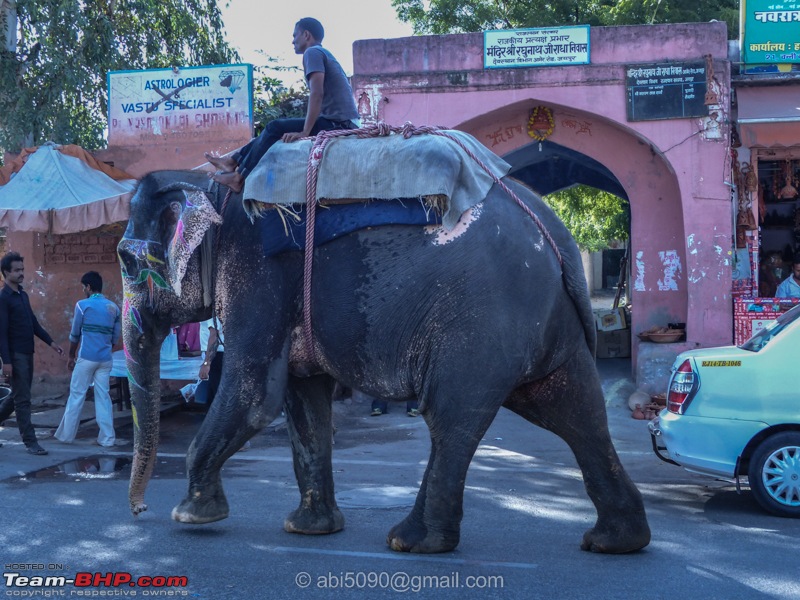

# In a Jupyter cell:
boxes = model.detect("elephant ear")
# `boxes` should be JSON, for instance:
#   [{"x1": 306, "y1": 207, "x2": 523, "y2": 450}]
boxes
[{"x1": 167, "y1": 190, "x2": 223, "y2": 296}]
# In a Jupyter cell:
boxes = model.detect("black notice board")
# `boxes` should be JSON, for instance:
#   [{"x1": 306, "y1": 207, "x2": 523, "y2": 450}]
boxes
[{"x1": 625, "y1": 62, "x2": 707, "y2": 122}]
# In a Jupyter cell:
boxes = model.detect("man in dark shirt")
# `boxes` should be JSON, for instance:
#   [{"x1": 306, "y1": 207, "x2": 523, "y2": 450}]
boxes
[{"x1": 0, "y1": 251, "x2": 63, "y2": 455}]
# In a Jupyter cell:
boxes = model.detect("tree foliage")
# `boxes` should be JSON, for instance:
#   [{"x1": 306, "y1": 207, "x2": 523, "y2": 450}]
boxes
[
  {"x1": 0, "y1": 0, "x2": 238, "y2": 152},
  {"x1": 251, "y1": 58, "x2": 306, "y2": 136},
  {"x1": 543, "y1": 185, "x2": 629, "y2": 252},
  {"x1": 391, "y1": 0, "x2": 739, "y2": 38}
]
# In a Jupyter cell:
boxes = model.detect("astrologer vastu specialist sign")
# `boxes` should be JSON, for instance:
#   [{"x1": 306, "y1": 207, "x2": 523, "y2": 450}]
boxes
[{"x1": 107, "y1": 63, "x2": 253, "y2": 147}]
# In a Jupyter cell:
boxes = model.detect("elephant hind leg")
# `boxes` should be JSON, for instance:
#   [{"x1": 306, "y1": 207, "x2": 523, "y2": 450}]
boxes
[
  {"x1": 504, "y1": 345, "x2": 650, "y2": 554},
  {"x1": 388, "y1": 383, "x2": 508, "y2": 553}
]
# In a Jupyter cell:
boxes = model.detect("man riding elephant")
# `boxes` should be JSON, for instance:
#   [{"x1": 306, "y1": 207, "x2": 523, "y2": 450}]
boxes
[{"x1": 205, "y1": 17, "x2": 358, "y2": 193}]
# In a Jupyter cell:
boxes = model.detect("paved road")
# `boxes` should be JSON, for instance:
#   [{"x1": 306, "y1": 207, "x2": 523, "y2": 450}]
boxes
[{"x1": 1, "y1": 360, "x2": 798, "y2": 599}]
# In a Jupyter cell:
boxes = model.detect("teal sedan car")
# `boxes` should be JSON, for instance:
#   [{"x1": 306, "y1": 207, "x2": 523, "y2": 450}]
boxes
[{"x1": 650, "y1": 304, "x2": 800, "y2": 518}]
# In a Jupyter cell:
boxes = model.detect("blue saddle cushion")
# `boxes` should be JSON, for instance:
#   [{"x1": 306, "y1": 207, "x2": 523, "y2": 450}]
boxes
[{"x1": 260, "y1": 199, "x2": 442, "y2": 257}]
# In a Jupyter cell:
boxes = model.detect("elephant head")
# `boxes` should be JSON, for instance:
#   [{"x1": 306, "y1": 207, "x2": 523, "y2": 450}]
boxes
[{"x1": 118, "y1": 171, "x2": 222, "y2": 516}]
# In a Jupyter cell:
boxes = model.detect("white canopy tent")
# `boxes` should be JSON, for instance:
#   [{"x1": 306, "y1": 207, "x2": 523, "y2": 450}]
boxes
[{"x1": 0, "y1": 144, "x2": 136, "y2": 234}]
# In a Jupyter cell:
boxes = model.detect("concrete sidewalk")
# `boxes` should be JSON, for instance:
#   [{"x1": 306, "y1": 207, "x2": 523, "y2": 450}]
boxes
[{"x1": 0, "y1": 389, "x2": 183, "y2": 459}]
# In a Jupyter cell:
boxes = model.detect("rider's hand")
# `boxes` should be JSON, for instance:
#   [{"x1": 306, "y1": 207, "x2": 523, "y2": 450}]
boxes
[{"x1": 281, "y1": 131, "x2": 308, "y2": 143}]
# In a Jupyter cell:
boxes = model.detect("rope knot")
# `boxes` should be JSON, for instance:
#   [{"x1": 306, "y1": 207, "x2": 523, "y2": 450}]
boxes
[
  {"x1": 375, "y1": 122, "x2": 393, "y2": 136},
  {"x1": 401, "y1": 122, "x2": 417, "y2": 138}
]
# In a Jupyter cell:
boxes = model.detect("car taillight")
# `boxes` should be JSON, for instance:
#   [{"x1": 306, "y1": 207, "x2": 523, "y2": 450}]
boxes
[{"x1": 668, "y1": 359, "x2": 696, "y2": 414}]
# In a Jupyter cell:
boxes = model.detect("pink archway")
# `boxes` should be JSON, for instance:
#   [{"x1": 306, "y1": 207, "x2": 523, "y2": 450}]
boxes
[{"x1": 460, "y1": 102, "x2": 688, "y2": 341}]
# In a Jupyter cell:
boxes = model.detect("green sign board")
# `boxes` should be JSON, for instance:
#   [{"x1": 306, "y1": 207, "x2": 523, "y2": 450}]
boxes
[{"x1": 742, "y1": 0, "x2": 800, "y2": 65}]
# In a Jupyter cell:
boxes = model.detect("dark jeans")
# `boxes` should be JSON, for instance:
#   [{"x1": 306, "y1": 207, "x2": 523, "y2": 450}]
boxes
[
  {"x1": 0, "y1": 352, "x2": 37, "y2": 446},
  {"x1": 234, "y1": 117, "x2": 356, "y2": 178},
  {"x1": 194, "y1": 352, "x2": 223, "y2": 406}
]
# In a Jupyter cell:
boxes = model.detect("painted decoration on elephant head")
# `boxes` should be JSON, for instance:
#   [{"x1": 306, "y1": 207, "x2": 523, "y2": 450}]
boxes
[
  {"x1": 167, "y1": 190, "x2": 223, "y2": 296},
  {"x1": 123, "y1": 297, "x2": 143, "y2": 336},
  {"x1": 120, "y1": 239, "x2": 171, "y2": 308}
]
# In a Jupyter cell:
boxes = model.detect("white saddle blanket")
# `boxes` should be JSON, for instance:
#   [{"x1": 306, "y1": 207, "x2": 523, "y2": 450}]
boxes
[{"x1": 243, "y1": 129, "x2": 510, "y2": 230}]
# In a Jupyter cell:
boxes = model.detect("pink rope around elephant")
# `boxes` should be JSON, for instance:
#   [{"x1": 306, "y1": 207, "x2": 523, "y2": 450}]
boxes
[{"x1": 301, "y1": 122, "x2": 563, "y2": 360}]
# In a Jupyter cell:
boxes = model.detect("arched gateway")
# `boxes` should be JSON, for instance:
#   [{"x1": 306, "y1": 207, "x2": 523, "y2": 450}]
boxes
[{"x1": 351, "y1": 22, "x2": 733, "y2": 372}]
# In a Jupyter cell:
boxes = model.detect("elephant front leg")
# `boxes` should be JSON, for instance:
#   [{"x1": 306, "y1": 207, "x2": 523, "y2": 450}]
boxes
[
  {"x1": 172, "y1": 352, "x2": 287, "y2": 525},
  {"x1": 171, "y1": 470, "x2": 229, "y2": 525},
  {"x1": 283, "y1": 374, "x2": 344, "y2": 535}
]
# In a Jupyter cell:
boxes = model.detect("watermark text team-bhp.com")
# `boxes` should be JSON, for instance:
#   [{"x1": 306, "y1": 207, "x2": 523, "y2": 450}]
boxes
[{"x1": 3, "y1": 566, "x2": 189, "y2": 597}]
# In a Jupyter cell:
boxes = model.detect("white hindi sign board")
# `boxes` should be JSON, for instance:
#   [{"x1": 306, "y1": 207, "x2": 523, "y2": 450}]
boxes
[
  {"x1": 484, "y1": 26, "x2": 590, "y2": 69},
  {"x1": 107, "y1": 64, "x2": 253, "y2": 147}
]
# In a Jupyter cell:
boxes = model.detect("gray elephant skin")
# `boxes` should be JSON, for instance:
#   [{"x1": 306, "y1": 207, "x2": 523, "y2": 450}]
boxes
[{"x1": 117, "y1": 169, "x2": 650, "y2": 554}]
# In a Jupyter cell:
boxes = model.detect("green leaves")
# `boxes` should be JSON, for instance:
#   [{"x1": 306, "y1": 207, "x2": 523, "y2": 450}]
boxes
[
  {"x1": 543, "y1": 185, "x2": 629, "y2": 253},
  {"x1": 391, "y1": 0, "x2": 738, "y2": 37},
  {"x1": 0, "y1": 0, "x2": 238, "y2": 151},
  {"x1": 597, "y1": 0, "x2": 738, "y2": 34},
  {"x1": 252, "y1": 60, "x2": 306, "y2": 135}
]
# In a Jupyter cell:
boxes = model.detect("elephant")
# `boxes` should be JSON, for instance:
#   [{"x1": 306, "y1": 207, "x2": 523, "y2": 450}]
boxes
[{"x1": 117, "y1": 166, "x2": 650, "y2": 555}]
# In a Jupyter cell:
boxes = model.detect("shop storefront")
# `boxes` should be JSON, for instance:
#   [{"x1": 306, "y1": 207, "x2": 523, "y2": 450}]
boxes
[
  {"x1": 733, "y1": 83, "x2": 800, "y2": 343},
  {"x1": 731, "y1": 0, "x2": 800, "y2": 342}
]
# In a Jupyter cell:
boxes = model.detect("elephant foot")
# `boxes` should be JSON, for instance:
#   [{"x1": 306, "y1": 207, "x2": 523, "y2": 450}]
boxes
[
  {"x1": 130, "y1": 500, "x2": 148, "y2": 517},
  {"x1": 580, "y1": 512, "x2": 651, "y2": 554},
  {"x1": 284, "y1": 504, "x2": 345, "y2": 535},
  {"x1": 171, "y1": 486, "x2": 230, "y2": 525},
  {"x1": 387, "y1": 516, "x2": 459, "y2": 554}
]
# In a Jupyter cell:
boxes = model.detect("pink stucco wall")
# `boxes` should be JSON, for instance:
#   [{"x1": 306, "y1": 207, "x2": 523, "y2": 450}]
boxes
[
  {"x1": 352, "y1": 22, "x2": 733, "y2": 353},
  {"x1": 94, "y1": 139, "x2": 245, "y2": 180}
]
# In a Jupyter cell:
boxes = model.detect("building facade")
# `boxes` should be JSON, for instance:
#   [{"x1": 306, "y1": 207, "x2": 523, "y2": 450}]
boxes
[{"x1": 351, "y1": 22, "x2": 733, "y2": 382}]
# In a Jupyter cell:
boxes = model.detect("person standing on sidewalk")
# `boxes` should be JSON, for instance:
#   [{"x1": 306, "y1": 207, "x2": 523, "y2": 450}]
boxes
[
  {"x1": 195, "y1": 317, "x2": 224, "y2": 407},
  {"x1": 55, "y1": 271, "x2": 122, "y2": 447},
  {"x1": 194, "y1": 318, "x2": 250, "y2": 450},
  {"x1": 0, "y1": 251, "x2": 63, "y2": 455}
]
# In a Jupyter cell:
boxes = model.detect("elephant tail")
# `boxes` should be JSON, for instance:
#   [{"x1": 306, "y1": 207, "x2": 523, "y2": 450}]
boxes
[
  {"x1": 503, "y1": 177, "x2": 597, "y2": 356},
  {"x1": 559, "y1": 243, "x2": 597, "y2": 357}
]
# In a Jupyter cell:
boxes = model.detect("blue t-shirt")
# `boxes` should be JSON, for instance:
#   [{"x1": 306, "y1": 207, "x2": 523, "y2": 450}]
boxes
[
  {"x1": 776, "y1": 275, "x2": 800, "y2": 298},
  {"x1": 70, "y1": 294, "x2": 121, "y2": 362},
  {"x1": 303, "y1": 45, "x2": 359, "y2": 122}
]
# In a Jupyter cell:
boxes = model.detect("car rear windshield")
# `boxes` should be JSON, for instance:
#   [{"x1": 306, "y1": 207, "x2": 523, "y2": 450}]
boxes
[{"x1": 740, "y1": 304, "x2": 800, "y2": 352}]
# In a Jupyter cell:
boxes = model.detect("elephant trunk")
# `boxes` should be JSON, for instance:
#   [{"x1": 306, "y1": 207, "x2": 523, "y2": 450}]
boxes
[{"x1": 122, "y1": 293, "x2": 169, "y2": 517}]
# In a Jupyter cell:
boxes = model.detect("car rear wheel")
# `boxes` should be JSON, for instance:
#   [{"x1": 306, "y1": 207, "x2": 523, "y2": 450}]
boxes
[{"x1": 748, "y1": 432, "x2": 800, "y2": 518}]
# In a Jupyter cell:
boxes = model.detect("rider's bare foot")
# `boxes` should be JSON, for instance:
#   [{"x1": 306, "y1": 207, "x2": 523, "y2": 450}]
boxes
[
  {"x1": 204, "y1": 153, "x2": 237, "y2": 173},
  {"x1": 211, "y1": 170, "x2": 244, "y2": 193}
]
